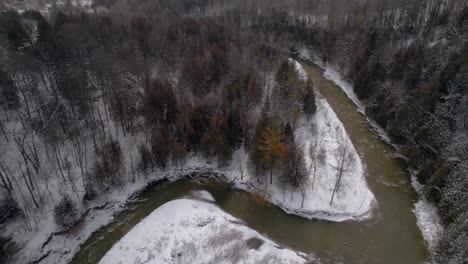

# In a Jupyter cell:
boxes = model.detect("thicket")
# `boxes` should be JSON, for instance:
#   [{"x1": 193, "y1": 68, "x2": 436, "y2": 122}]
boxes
[{"x1": 0, "y1": 2, "x2": 320, "y2": 227}]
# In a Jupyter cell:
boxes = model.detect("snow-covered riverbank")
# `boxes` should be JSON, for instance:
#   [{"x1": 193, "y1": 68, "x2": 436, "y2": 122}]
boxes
[
  {"x1": 3, "y1": 172, "x2": 173, "y2": 264},
  {"x1": 298, "y1": 50, "x2": 395, "y2": 147},
  {"x1": 298, "y1": 48, "x2": 443, "y2": 255},
  {"x1": 319, "y1": 60, "x2": 444, "y2": 254},
  {"x1": 100, "y1": 194, "x2": 313, "y2": 264},
  {"x1": 2, "y1": 56, "x2": 376, "y2": 264},
  {"x1": 174, "y1": 59, "x2": 377, "y2": 222},
  {"x1": 220, "y1": 97, "x2": 376, "y2": 222},
  {"x1": 10, "y1": 136, "x2": 375, "y2": 263},
  {"x1": 411, "y1": 176, "x2": 444, "y2": 252}
]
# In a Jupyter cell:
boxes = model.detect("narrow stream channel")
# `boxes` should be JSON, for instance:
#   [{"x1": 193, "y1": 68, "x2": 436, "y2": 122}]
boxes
[{"x1": 71, "y1": 63, "x2": 428, "y2": 264}]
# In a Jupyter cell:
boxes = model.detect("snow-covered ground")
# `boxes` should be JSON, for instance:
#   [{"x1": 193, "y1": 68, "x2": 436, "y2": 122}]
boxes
[
  {"x1": 298, "y1": 49, "x2": 395, "y2": 147},
  {"x1": 298, "y1": 48, "x2": 443, "y2": 255},
  {"x1": 219, "y1": 98, "x2": 376, "y2": 221},
  {"x1": 272, "y1": 59, "x2": 375, "y2": 220},
  {"x1": 411, "y1": 176, "x2": 444, "y2": 252},
  {"x1": 1, "y1": 55, "x2": 376, "y2": 262},
  {"x1": 177, "y1": 59, "x2": 376, "y2": 222},
  {"x1": 100, "y1": 196, "x2": 313, "y2": 264},
  {"x1": 2, "y1": 0, "x2": 94, "y2": 15},
  {"x1": 182, "y1": 59, "x2": 376, "y2": 221},
  {"x1": 3, "y1": 172, "x2": 171, "y2": 264}
]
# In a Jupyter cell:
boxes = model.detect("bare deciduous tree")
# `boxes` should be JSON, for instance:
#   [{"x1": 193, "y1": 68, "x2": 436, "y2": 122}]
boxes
[{"x1": 330, "y1": 129, "x2": 355, "y2": 205}]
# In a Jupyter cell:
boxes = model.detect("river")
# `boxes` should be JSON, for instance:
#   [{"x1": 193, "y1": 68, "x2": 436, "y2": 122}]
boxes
[{"x1": 71, "y1": 63, "x2": 428, "y2": 264}]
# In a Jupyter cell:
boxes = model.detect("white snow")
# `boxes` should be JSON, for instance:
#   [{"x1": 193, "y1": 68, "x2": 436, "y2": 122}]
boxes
[
  {"x1": 323, "y1": 68, "x2": 365, "y2": 113},
  {"x1": 1, "y1": 53, "x2": 376, "y2": 263},
  {"x1": 294, "y1": 99, "x2": 375, "y2": 220},
  {"x1": 289, "y1": 58, "x2": 308, "y2": 81},
  {"x1": 411, "y1": 176, "x2": 444, "y2": 251},
  {"x1": 299, "y1": 49, "x2": 395, "y2": 147},
  {"x1": 100, "y1": 198, "x2": 311, "y2": 264},
  {"x1": 206, "y1": 60, "x2": 377, "y2": 221},
  {"x1": 3, "y1": 176, "x2": 166, "y2": 264},
  {"x1": 157, "y1": 59, "x2": 378, "y2": 221},
  {"x1": 300, "y1": 48, "x2": 443, "y2": 252},
  {"x1": 3, "y1": 0, "x2": 95, "y2": 15},
  {"x1": 217, "y1": 100, "x2": 376, "y2": 221}
]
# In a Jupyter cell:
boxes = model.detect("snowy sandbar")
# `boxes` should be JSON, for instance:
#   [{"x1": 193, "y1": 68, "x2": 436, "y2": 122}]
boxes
[{"x1": 99, "y1": 198, "x2": 312, "y2": 264}]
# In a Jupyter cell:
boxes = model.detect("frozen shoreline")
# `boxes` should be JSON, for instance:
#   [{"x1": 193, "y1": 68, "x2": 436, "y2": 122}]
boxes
[
  {"x1": 411, "y1": 176, "x2": 444, "y2": 253},
  {"x1": 298, "y1": 48, "x2": 443, "y2": 255},
  {"x1": 225, "y1": 97, "x2": 376, "y2": 222},
  {"x1": 298, "y1": 50, "x2": 396, "y2": 148},
  {"x1": 3, "y1": 56, "x2": 376, "y2": 264},
  {"x1": 5, "y1": 151, "x2": 374, "y2": 264},
  {"x1": 99, "y1": 196, "x2": 313, "y2": 264}
]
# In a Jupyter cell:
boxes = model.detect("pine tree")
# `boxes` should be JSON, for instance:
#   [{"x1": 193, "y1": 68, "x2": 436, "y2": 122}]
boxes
[
  {"x1": 303, "y1": 79, "x2": 316, "y2": 117},
  {"x1": 283, "y1": 123, "x2": 294, "y2": 144}
]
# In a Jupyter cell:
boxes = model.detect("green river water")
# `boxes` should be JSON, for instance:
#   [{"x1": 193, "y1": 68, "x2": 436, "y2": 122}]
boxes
[{"x1": 71, "y1": 63, "x2": 428, "y2": 264}]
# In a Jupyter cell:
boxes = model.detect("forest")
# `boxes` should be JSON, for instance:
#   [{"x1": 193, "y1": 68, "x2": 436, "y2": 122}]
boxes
[{"x1": 0, "y1": 0, "x2": 466, "y2": 263}]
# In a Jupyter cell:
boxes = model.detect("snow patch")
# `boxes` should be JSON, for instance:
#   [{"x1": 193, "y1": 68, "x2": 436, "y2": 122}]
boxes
[
  {"x1": 411, "y1": 176, "x2": 443, "y2": 251},
  {"x1": 99, "y1": 199, "x2": 312, "y2": 264},
  {"x1": 300, "y1": 48, "x2": 443, "y2": 251},
  {"x1": 289, "y1": 58, "x2": 308, "y2": 81},
  {"x1": 299, "y1": 50, "x2": 395, "y2": 148},
  {"x1": 4, "y1": 0, "x2": 95, "y2": 15},
  {"x1": 3, "y1": 53, "x2": 377, "y2": 263},
  {"x1": 215, "y1": 60, "x2": 377, "y2": 222},
  {"x1": 294, "y1": 97, "x2": 375, "y2": 220},
  {"x1": 323, "y1": 67, "x2": 365, "y2": 112}
]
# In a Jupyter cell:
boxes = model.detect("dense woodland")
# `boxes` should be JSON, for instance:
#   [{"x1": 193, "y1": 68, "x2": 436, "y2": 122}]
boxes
[{"x1": 0, "y1": 0, "x2": 466, "y2": 263}]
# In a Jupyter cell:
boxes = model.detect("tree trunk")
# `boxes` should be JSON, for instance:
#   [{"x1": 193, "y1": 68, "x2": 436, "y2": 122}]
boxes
[
  {"x1": 301, "y1": 191, "x2": 306, "y2": 208},
  {"x1": 270, "y1": 167, "x2": 273, "y2": 184},
  {"x1": 0, "y1": 171, "x2": 13, "y2": 197},
  {"x1": 19, "y1": 163, "x2": 39, "y2": 208}
]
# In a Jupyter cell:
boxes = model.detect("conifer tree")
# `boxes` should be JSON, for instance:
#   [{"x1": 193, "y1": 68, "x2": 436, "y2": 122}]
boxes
[{"x1": 303, "y1": 79, "x2": 317, "y2": 117}]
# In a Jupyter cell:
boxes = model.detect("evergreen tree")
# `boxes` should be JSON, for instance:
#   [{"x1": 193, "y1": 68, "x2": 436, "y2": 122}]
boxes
[
  {"x1": 283, "y1": 123, "x2": 294, "y2": 144},
  {"x1": 303, "y1": 79, "x2": 316, "y2": 117}
]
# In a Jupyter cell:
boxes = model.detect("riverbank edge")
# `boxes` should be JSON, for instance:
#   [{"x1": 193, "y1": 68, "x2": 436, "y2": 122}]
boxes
[
  {"x1": 23, "y1": 164, "x2": 370, "y2": 264},
  {"x1": 298, "y1": 52, "x2": 443, "y2": 256},
  {"x1": 99, "y1": 198, "x2": 314, "y2": 264},
  {"x1": 10, "y1": 56, "x2": 377, "y2": 264}
]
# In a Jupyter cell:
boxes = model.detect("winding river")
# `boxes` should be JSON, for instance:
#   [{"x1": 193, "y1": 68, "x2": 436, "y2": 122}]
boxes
[{"x1": 71, "y1": 63, "x2": 428, "y2": 264}]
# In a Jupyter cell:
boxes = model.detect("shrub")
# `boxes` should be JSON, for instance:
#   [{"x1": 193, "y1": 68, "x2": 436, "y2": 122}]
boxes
[{"x1": 54, "y1": 196, "x2": 78, "y2": 227}]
